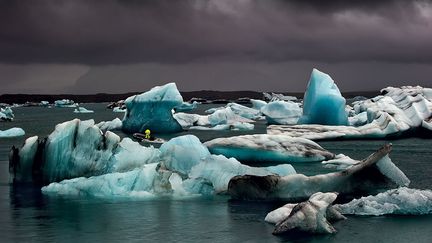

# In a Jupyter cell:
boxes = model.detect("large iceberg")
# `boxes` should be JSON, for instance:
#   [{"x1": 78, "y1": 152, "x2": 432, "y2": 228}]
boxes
[
  {"x1": 299, "y1": 69, "x2": 348, "y2": 126},
  {"x1": 204, "y1": 134, "x2": 335, "y2": 163},
  {"x1": 268, "y1": 86, "x2": 432, "y2": 140},
  {"x1": 261, "y1": 101, "x2": 302, "y2": 125},
  {"x1": 227, "y1": 144, "x2": 410, "y2": 200},
  {"x1": 335, "y1": 187, "x2": 432, "y2": 216},
  {"x1": 0, "y1": 106, "x2": 14, "y2": 121},
  {"x1": 0, "y1": 127, "x2": 25, "y2": 138},
  {"x1": 9, "y1": 119, "x2": 160, "y2": 183},
  {"x1": 122, "y1": 83, "x2": 183, "y2": 134}
]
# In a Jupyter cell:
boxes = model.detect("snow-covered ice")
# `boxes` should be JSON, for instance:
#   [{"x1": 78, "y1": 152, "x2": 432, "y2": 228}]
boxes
[{"x1": 204, "y1": 134, "x2": 335, "y2": 163}]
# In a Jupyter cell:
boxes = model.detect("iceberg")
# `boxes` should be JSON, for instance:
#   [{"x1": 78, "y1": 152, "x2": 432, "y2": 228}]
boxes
[
  {"x1": 299, "y1": 69, "x2": 348, "y2": 125},
  {"x1": 335, "y1": 187, "x2": 432, "y2": 216},
  {"x1": 261, "y1": 101, "x2": 302, "y2": 125},
  {"x1": 96, "y1": 118, "x2": 123, "y2": 131},
  {"x1": 0, "y1": 127, "x2": 25, "y2": 138},
  {"x1": 204, "y1": 134, "x2": 335, "y2": 163},
  {"x1": 0, "y1": 106, "x2": 15, "y2": 121},
  {"x1": 228, "y1": 144, "x2": 410, "y2": 200},
  {"x1": 9, "y1": 119, "x2": 160, "y2": 183},
  {"x1": 265, "y1": 192, "x2": 345, "y2": 225},
  {"x1": 269, "y1": 86, "x2": 432, "y2": 140},
  {"x1": 269, "y1": 192, "x2": 345, "y2": 234},
  {"x1": 122, "y1": 83, "x2": 183, "y2": 134},
  {"x1": 33, "y1": 129, "x2": 295, "y2": 198},
  {"x1": 73, "y1": 106, "x2": 94, "y2": 113}
]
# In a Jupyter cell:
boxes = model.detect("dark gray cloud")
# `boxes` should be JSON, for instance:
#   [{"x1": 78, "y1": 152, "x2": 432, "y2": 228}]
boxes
[{"x1": 1, "y1": 0, "x2": 432, "y2": 65}]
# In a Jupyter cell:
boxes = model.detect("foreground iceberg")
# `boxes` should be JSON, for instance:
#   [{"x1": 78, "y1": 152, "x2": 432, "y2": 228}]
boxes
[
  {"x1": 269, "y1": 86, "x2": 432, "y2": 140},
  {"x1": 298, "y1": 69, "x2": 348, "y2": 126},
  {"x1": 261, "y1": 101, "x2": 302, "y2": 125},
  {"x1": 73, "y1": 106, "x2": 94, "y2": 113},
  {"x1": 0, "y1": 127, "x2": 25, "y2": 138},
  {"x1": 335, "y1": 187, "x2": 432, "y2": 216},
  {"x1": 0, "y1": 106, "x2": 14, "y2": 121},
  {"x1": 268, "y1": 192, "x2": 345, "y2": 234},
  {"x1": 122, "y1": 83, "x2": 183, "y2": 134},
  {"x1": 204, "y1": 134, "x2": 335, "y2": 163},
  {"x1": 9, "y1": 119, "x2": 160, "y2": 183},
  {"x1": 250, "y1": 99, "x2": 267, "y2": 110},
  {"x1": 228, "y1": 144, "x2": 410, "y2": 200}
]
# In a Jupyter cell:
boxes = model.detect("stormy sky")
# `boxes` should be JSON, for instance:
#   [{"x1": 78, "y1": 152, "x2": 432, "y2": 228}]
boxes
[{"x1": 1, "y1": 0, "x2": 431, "y2": 94}]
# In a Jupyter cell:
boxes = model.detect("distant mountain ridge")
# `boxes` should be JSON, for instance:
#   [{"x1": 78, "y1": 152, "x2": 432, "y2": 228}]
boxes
[{"x1": 0, "y1": 90, "x2": 379, "y2": 104}]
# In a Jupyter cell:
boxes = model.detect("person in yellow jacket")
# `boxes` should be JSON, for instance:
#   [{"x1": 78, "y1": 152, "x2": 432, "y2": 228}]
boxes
[{"x1": 144, "y1": 129, "x2": 151, "y2": 139}]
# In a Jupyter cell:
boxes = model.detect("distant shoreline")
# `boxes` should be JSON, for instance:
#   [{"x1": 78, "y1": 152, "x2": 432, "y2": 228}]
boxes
[{"x1": 0, "y1": 90, "x2": 379, "y2": 104}]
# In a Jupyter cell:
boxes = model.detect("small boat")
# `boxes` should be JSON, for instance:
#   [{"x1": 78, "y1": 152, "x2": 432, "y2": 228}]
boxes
[{"x1": 133, "y1": 133, "x2": 166, "y2": 143}]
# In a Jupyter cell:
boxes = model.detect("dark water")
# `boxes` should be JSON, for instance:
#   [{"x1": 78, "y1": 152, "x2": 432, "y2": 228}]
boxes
[{"x1": 1, "y1": 104, "x2": 432, "y2": 242}]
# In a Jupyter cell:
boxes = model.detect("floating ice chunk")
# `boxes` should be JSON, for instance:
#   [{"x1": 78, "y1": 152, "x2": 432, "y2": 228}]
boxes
[
  {"x1": 261, "y1": 101, "x2": 302, "y2": 125},
  {"x1": 54, "y1": 99, "x2": 77, "y2": 108},
  {"x1": 173, "y1": 113, "x2": 209, "y2": 128},
  {"x1": 159, "y1": 135, "x2": 210, "y2": 177},
  {"x1": 299, "y1": 69, "x2": 348, "y2": 126},
  {"x1": 228, "y1": 144, "x2": 410, "y2": 200},
  {"x1": 336, "y1": 187, "x2": 432, "y2": 216},
  {"x1": 204, "y1": 134, "x2": 334, "y2": 163},
  {"x1": 263, "y1": 92, "x2": 297, "y2": 102},
  {"x1": 189, "y1": 122, "x2": 254, "y2": 131},
  {"x1": 74, "y1": 106, "x2": 94, "y2": 113},
  {"x1": 250, "y1": 99, "x2": 267, "y2": 110},
  {"x1": 122, "y1": 83, "x2": 183, "y2": 134},
  {"x1": 96, "y1": 118, "x2": 123, "y2": 131},
  {"x1": 0, "y1": 106, "x2": 14, "y2": 121},
  {"x1": 208, "y1": 107, "x2": 254, "y2": 126},
  {"x1": 266, "y1": 192, "x2": 344, "y2": 234},
  {"x1": 0, "y1": 127, "x2": 25, "y2": 138}
]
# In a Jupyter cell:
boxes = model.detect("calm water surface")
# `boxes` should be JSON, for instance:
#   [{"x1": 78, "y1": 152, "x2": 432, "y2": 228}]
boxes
[{"x1": 1, "y1": 103, "x2": 431, "y2": 242}]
